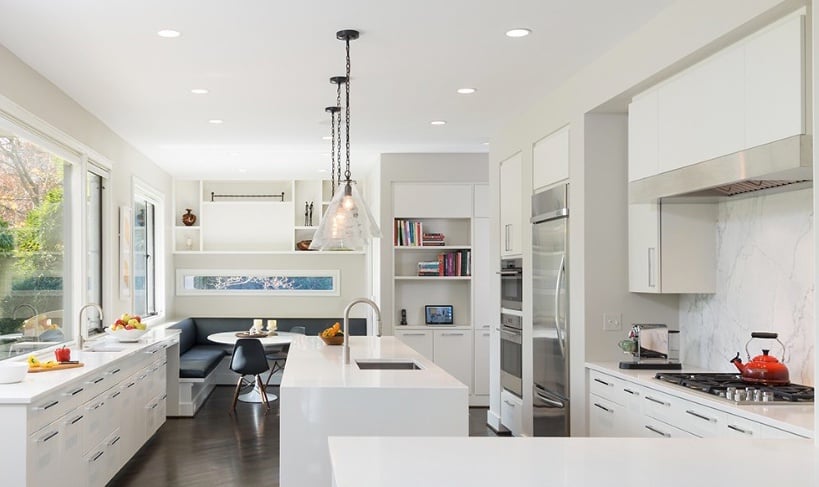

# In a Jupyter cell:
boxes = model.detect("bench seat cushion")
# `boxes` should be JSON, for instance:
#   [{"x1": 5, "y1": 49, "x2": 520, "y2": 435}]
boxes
[{"x1": 179, "y1": 348, "x2": 226, "y2": 379}]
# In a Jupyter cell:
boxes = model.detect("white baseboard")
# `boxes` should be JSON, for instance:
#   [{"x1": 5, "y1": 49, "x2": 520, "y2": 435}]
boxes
[{"x1": 486, "y1": 409, "x2": 506, "y2": 432}]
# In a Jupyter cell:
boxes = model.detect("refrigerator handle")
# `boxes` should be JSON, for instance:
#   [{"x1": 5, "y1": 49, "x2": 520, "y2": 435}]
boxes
[
  {"x1": 554, "y1": 254, "x2": 566, "y2": 358},
  {"x1": 534, "y1": 387, "x2": 566, "y2": 409}
]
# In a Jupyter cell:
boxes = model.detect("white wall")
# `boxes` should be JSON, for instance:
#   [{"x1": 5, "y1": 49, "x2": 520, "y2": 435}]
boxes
[
  {"x1": 680, "y1": 188, "x2": 814, "y2": 385},
  {"x1": 0, "y1": 44, "x2": 174, "y2": 325},
  {"x1": 490, "y1": 0, "x2": 806, "y2": 437}
]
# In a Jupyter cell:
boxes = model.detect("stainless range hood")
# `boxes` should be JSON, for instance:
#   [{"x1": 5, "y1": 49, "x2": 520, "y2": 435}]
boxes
[{"x1": 629, "y1": 134, "x2": 812, "y2": 203}]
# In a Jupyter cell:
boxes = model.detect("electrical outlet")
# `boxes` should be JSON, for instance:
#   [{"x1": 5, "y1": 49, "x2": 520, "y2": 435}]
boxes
[{"x1": 603, "y1": 312, "x2": 622, "y2": 331}]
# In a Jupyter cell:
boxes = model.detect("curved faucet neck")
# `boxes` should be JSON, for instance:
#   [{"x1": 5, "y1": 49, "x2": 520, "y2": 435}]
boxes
[{"x1": 342, "y1": 298, "x2": 382, "y2": 365}]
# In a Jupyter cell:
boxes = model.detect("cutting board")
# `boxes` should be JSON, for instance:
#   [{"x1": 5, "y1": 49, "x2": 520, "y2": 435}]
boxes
[{"x1": 28, "y1": 362, "x2": 85, "y2": 373}]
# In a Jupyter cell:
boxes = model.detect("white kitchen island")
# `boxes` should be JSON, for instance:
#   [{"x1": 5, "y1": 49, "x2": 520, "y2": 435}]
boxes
[
  {"x1": 280, "y1": 335, "x2": 469, "y2": 487},
  {"x1": 329, "y1": 436, "x2": 818, "y2": 487}
]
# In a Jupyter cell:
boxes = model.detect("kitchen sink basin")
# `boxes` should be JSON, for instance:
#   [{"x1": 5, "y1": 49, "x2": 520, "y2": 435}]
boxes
[{"x1": 355, "y1": 359, "x2": 423, "y2": 370}]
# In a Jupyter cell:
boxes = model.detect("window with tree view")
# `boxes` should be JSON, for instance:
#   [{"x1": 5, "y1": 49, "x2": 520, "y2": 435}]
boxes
[{"x1": 0, "y1": 131, "x2": 71, "y2": 358}]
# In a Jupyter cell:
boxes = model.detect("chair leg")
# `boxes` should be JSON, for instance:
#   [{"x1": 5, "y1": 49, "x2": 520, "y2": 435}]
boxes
[
  {"x1": 230, "y1": 376, "x2": 244, "y2": 412},
  {"x1": 265, "y1": 360, "x2": 282, "y2": 387},
  {"x1": 256, "y1": 375, "x2": 270, "y2": 411}
]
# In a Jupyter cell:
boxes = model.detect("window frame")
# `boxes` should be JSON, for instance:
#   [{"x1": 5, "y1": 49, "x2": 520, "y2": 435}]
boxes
[{"x1": 132, "y1": 178, "x2": 165, "y2": 322}]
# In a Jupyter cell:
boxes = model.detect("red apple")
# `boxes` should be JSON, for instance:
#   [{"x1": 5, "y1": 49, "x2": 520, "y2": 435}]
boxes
[{"x1": 125, "y1": 324, "x2": 135, "y2": 330}]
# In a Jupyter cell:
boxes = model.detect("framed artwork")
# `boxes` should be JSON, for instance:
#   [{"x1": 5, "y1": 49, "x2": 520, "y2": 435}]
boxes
[
  {"x1": 119, "y1": 206, "x2": 132, "y2": 299},
  {"x1": 176, "y1": 269, "x2": 340, "y2": 296}
]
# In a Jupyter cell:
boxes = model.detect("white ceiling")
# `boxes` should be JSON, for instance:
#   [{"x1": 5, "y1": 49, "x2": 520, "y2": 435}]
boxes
[{"x1": 0, "y1": 0, "x2": 673, "y2": 180}]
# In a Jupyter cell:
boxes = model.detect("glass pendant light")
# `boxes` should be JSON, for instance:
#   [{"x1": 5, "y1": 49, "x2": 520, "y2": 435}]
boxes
[{"x1": 310, "y1": 29, "x2": 381, "y2": 251}]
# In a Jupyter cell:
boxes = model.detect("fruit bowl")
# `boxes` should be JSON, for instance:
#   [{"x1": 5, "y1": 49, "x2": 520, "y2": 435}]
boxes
[
  {"x1": 105, "y1": 327, "x2": 148, "y2": 342},
  {"x1": 0, "y1": 362, "x2": 28, "y2": 383},
  {"x1": 320, "y1": 335, "x2": 344, "y2": 346}
]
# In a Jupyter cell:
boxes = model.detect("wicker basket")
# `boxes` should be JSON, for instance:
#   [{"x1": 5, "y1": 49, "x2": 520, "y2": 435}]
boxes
[{"x1": 320, "y1": 335, "x2": 344, "y2": 345}]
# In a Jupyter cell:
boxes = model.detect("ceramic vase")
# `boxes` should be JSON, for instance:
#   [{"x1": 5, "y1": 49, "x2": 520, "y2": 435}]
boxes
[{"x1": 182, "y1": 209, "x2": 197, "y2": 226}]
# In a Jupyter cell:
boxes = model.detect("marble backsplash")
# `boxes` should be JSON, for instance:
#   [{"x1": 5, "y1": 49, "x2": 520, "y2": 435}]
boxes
[{"x1": 679, "y1": 188, "x2": 814, "y2": 385}]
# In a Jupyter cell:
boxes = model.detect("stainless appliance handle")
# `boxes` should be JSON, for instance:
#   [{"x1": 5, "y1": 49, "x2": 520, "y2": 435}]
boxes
[
  {"x1": 534, "y1": 388, "x2": 565, "y2": 409},
  {"x1": 648, "y1": 247, "x2": 656, "y2": 288},
  {"x1": 496, "y1": 270, "x2": 521, "y2": 276},
  {"x1": 505, "y1": 224, "x2": 511, "y2": 251},
  {"x1": 554, "y1": 254, "x2": 566, "y2": 358},
  {"x1": 500, "y1": 327, "x2": 522, "y2": 345}
]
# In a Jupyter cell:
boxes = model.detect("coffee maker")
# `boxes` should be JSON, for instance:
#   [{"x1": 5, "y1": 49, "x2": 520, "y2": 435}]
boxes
[{"x1": 618, "y1": 324, "x2": 681, "y2": 370}]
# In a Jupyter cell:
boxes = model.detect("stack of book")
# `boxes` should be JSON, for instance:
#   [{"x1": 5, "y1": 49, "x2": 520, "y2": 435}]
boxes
[
  {"x1": 394, "y1": 219, "x2": 423, "y2": 246},
  {"x1": 422, "y1": 232, "x2": 446, "y2": 246},
  {"x1": 416, "y1": 249, "x2": 472, "y2": 276}
]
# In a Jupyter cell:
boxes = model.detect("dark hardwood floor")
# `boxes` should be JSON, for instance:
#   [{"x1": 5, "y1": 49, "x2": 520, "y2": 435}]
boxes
[{"x1": 110, "y1": 385, "x2": 497, "y2": 486}]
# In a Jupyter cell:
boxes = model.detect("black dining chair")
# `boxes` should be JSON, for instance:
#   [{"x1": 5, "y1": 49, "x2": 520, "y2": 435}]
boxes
[
  {"x1": 229, "y1": 338, "x2": 271, "y2": 412},
  {"x1": 265, "y1": 326, "x2": 306, "y2": 387}
]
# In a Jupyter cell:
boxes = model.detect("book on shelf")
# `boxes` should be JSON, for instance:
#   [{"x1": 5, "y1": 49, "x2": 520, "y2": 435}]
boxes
[
  {"x1": 394, "y1": 219, "x2": 427, "y2": 246},
  {"x1": 430, "y1": 249, "x2": 472, "y2": 277}
]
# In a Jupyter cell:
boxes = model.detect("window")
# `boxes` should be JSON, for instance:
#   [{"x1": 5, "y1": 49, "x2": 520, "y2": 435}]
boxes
[
  {"x1": 85, "y1": 166, "x2": 107, "y2": 335},
  {"x1": 0, "y1": 125, "x2": 75, "y2": 358},
  {"x1": 133, "y1": 182, "x2": 163, "y2": 318}
]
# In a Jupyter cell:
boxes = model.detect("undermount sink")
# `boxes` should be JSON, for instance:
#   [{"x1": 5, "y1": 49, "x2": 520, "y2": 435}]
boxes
[{"x1": 355, "y1": 359, "x2": 423, "y2": 370}]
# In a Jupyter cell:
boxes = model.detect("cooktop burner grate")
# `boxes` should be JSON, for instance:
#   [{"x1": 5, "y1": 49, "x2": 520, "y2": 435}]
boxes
[{"x1": 654, "y1": 372, "x2": 814, "y2": 403}]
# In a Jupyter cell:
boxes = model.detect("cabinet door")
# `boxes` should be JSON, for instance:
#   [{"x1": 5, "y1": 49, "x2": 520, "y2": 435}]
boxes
[
  {"x1": 628, "y1": 90, "x2": 659, "y2": 181},
  {"x1": 393, "y1": 183, "x2": 473, "y2": 218},
  {"x1": 589, "y1": 394, "x2": 624, "y2": 437},
  {"x1": 499, "y1": 153, "x2": 522, "y2": 256},
  {"x1": 473, "y1": 327, "x2": 490, "y2": 396},
  {"x1": 27, "y1": 422, "x2": 64, "y2": 487},
  {"x1": 394, "y1": 330, "x2": 433, "y2": 360},
  {"x1": 433, "y1": 330, "x2": 473, "y2": 391},
  {"x1": 745, "y1": 13, "x2": 805, "y2": 148},
  {"x1": 628, "y1": 203, "x2": 660, "y2": 293},
  {"x1": 532, "y1": 125, "x2": 569, "y2": 190},
  {"x1": 658, "y1": 44, "x2": 745, "y2": 173}
]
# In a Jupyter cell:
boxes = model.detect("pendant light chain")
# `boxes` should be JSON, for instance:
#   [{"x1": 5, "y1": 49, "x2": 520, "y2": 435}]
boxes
[
  {"x1": 329, "y1": 105, "x2": 336, "y2": 196},
  {"x1": 344, "y1": 37, "x2": 352, "y2": 184},
  {"x1": 336, "y1": 80, "x2": 343, "y2": 190}
]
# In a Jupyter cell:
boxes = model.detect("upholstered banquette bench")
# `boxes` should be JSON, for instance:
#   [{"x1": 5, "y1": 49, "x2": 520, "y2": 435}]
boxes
[{"x1": 168, "y1": 317, "x2": 367, "y2": 416}]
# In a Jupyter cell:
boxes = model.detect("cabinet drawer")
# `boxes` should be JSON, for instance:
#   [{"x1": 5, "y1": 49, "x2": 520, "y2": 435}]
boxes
[
  {"x1": 722, "y1": 413, "x2": 764, "y2": 438},
  {"x1": 677, "y1": 402, "x2": 723, "y2": 437},
  {"x1": 28, "y1": 391, "x2": 67, "y2": 434},
  {"x1": 500, "y1": 389, "x2": 523, "y2": 436},
  {"x1": 589, "y1": 394, "x2": 624, "y2": 437},
  {"x1": 758, "y1": 423, "x2": 810, "y2": 439},
  {"x1": 640, "y1": 388, "x2": 679, "y2": 424},
  {"x1": 589, "y1": 371, "x2": 621, "y2": 403},
  {"x1": 639, "y1": 416, "x2": 698, "y2": 438}
]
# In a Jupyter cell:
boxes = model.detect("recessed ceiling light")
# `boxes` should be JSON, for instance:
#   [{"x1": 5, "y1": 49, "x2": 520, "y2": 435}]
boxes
[
  {"x1": 157, "y1": 29, "x2": 181, "y2": 38},
  {"x1": 430, "y1": 120, "x2": 447, "y2": 126},
  {"x1": 505, "y1": 28, "x2": 531, "y2": 38},
  {"x1": 208, "y1": 119, "x2": 224, "y2": 124},
  {"x1": 191, "y1": 88, "x2": 209, "y2": 95},
  {"x1": 457, "y1": 88, "x2": 476, "y2": 95}
]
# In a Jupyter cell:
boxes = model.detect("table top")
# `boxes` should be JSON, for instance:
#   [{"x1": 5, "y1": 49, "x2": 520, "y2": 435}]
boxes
[{"x1": 207, "y1": 331, "x2": 297, "y2": 346}]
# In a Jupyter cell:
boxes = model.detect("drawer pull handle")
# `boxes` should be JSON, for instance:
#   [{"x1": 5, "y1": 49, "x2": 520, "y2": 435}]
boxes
[
  {"x1": 593, "y1": 403, "x2": 612, "y2": 413},
  {"x1": 90, "y1": 451, "x2": 104, "y2": 463},
  {"x1": 685, "y1": 409, "x2": 716, "y2": 423},
  {"x1": 108, "y1": 368, "x2": 121, "y2": 375},
  {"x1": 593, "y1": 378, "x2": 611, "y2": 387},
  {"x1": 40, "y1": 430, "x2": 59, "y2": 443},
  {"x1": 727, "y1": 424, "x2": 753, "y2": 435},
  {"x1": 161, "y1": 393, "x2": 168, "y2": 400},
  {"x1": 645, "y1": 396, "x2": 668, "y2": 406},
  {"x1": 151, "y1": 403, "x2": 159, "y2": 409},
  {"x1": 645, "y1": 425, "x2": 670, "y2": 438},
  {"x1": 401, "y1": 333, "x2": 427, "y2": 336},
  {"x1": 70, "y1": 415, "x2": 84, "y2": 425},
  {"x1": 110, "y1": 436, "x2": 121, "y2": 446},
  {"x1": 92, "y1": 401, "x2": 105, "y2": 410},
  {"x1": 127, "y1": 382, "x2": 136, "y2": 389},
  {"x1": 111, "y1": 391, "x2": 121, "y2": 399},
  {"x1": 68, "y1": 387, "x2": 84, "y2": 396},
  {"x1": 38, "y1": 400, "x2": 59, "y2": 411},
  {"x1": 91, "y1": 377, "x2": 105, "y2": 384},
  {"x1": 623, "y1": 388, "x2": 639, "y2": 396},
  {"x1": 441, "y1": 333, "x2": 464, "y2": 336},
  {"x1": 503, "y1": 400, "x2": 516, "y2": 407}
]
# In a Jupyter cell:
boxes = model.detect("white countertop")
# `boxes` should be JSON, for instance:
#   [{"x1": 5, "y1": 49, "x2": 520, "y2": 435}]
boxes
[
  {"x1": 328, "y1": 436, "x2": 817, "y2": 487},
  {"x1": 281, "y1": 335, "x2": 466, "y2": 390},
  {"x1": 587, "y1": 361, "x2": 814, "y2": 437},
  {"x1": 0, "y1": 328, "x2": 179, "y2": 404}
]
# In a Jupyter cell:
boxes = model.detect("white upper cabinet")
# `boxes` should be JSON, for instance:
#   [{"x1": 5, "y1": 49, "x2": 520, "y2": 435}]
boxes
[
  {"x1": 744, "y1": 13, "x2": 805, "y2": 148},
  {"x1": 499, "y1": 153, "x2": 523, "y2": 257},
  {"x1": 628, "y1": 90, "x2": 659, "y2": 182},
  {"x1": 393, "y1": 183, "x2": 473, "y2": 218},
  {"x1": 532, "y1": 125, "x2": 570, "y2": 190},
  {"x1": 630, "y1": 10, "x2": 806, "y2": 180},
  {"x1": 473, "y1": 184, "x2": 490, "y2": 218}
]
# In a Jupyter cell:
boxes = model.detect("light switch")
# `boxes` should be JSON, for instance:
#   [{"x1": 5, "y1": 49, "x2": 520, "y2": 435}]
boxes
[{"x1": 603, "y1": 312, "x2": 622, "y2": 331}]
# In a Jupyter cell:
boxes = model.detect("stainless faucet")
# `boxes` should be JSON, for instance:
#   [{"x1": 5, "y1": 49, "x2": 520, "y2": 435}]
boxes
[
  {"x1": 342, "y1": 297, "x2": 382, "y2": 365},
  {"x1": 12, "y1": 304, "x2": 38, "y2": 341},
  {"x1": 78, "y1": 304, "x2": 103, "y2": 350}
]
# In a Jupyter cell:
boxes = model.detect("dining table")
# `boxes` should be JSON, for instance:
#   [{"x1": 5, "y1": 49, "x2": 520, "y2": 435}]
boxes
[{"x1": 207, "y1": 330, "x2": 298, "y2": 403}]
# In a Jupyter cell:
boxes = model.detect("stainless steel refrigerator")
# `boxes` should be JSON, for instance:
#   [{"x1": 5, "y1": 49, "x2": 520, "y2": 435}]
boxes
[{"x1": 530, "y1": 183, "x2": 569, "y2": 436}]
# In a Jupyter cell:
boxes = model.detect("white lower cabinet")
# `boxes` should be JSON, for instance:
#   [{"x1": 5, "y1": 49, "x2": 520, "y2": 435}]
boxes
[
  {"x1": 473, "y1": 327, "x2": 490, "y2": 396},
  {"x1": 500, "y1": 389, "x2": 523, "y2": 436},
  {"x1": 395, "y1": 329, "x2": 474, "y2": 394},
  {"x1": 17, "y1": 342, "x2": 172, "y2": 487},
  {"x1": 588, "y1": 368, "x2": 809, "y2": 440}
]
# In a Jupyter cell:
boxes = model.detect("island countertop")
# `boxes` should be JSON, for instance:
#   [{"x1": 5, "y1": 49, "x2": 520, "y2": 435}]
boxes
[
  {"x1": 329, "y1": 436, "x2": 817, "y2": 487},
  {"x1": 281, "y1": 335, "x2": 467, "y2": 390}
]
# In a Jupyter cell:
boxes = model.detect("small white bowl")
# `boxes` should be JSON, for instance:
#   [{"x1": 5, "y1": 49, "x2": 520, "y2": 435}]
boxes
[
  {"x1": 105, "y1": 327, "x2": 148, "y2": 342},
  {"x1": 0, "y1": 362, "x2": 28, "y2": 384}
]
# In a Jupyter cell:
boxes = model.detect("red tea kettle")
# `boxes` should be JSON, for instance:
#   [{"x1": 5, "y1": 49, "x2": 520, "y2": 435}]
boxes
[{"x1": 729, "y1": 332, "x2": 790, "y2": 385}]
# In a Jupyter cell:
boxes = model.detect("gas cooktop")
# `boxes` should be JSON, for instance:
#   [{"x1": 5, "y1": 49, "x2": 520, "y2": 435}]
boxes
[{"x1": 654, "y1": 372, "x2": 814, "y2": 405}]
